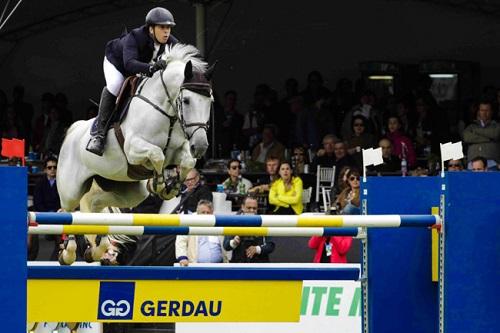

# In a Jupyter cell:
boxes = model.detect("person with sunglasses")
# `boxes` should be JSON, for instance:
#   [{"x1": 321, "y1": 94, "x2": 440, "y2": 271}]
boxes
[
  {"x1": 222, "y1": 159, "x2": 253, "y2": 194},
  {"x1": 33, "y1": 156, "x2": 61, "y2": 260},
  {"x1": 175, "y1": 168, "x2": 212, "y2": 214},
  {"x1": 333, "y1": 168, "x2": 361, "y2": 215},
  {"x1": 446, "y1": 159, "x2": 464, "y2": 172}
]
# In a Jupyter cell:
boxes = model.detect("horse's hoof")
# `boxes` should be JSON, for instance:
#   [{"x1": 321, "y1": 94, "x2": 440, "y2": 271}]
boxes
[{"x1": 83, "y1": 248, "x2": 94, "y2": 263}]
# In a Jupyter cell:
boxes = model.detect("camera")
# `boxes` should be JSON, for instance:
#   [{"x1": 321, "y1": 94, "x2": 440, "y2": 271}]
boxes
[{"x1": 240, "y1": 236, "x2": 257, "y2": 248}]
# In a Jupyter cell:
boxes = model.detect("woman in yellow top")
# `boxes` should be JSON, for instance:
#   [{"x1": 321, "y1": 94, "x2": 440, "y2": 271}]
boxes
[{"x1": 269, "y1": 161, "x2": 303, "y2": 214}]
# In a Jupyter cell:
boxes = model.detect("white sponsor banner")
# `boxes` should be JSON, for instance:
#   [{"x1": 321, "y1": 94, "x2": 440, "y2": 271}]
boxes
[
  {"x1": 33, "y1": 322, "x2": 101, "y2": 333},
  {"x1": 176, "y1": 263, "x2": 361, "y2": 333}
]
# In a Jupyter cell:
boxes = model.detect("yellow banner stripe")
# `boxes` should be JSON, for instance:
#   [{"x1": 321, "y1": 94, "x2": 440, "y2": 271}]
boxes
[
  {"x1": 63, "y1": 225, "x2": 110, "y2": 234},
  {"x1": 133, "y1": 214, "x2": 181, "y2": 226},
  {"x1": 28, "y1": 279, "x2": 301, "y2": 323},
  {"x1": 297, "y1": 215, "x2": 344, "y2": 227},
  {"x1": 223, "y1": 227, "x2": 269, "y2": 236}
]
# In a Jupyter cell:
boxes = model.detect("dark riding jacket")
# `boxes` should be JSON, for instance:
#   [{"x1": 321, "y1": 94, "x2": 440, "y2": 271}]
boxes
[{"x1": 105, "y1": 25, "x2": 179, "y2": 77}]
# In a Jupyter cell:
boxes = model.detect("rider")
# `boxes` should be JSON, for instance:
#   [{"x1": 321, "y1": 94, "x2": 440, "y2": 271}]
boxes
[{"x1": 86, "y1": 7, "x2": 179, "y2": 156}]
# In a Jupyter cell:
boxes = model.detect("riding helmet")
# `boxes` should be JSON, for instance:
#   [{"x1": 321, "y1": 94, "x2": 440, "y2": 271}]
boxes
[{"x1": 145, "y1": 7, "x2": 176, "y2": 26}]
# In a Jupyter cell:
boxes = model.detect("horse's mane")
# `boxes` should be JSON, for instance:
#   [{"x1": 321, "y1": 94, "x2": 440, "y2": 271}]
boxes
[{"x1": 163, "y1": 43, "x2": 207, "y2": 72}]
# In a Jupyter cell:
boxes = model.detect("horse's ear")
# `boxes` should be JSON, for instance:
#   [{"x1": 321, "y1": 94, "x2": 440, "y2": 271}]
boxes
[
  {"x1": 184, "y1": 61, "x2": 193, "y2": 81},
  {"x1": 205, "y1": 60, "x2": 218, "y2": 81}
]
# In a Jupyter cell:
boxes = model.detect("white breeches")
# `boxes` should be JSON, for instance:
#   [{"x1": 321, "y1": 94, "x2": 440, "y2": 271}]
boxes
[{"x1": 103, "y1": 57, "x2": 125, "y2": 96}]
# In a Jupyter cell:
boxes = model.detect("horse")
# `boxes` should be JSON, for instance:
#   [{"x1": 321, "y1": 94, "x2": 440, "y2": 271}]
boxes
[{"x1": 56, "y1": 44, "x2": 214, "y2": 265}]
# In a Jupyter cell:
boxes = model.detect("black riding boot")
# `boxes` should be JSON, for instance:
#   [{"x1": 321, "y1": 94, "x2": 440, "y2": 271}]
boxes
[{"x1": 86, "y1": 87, "x2": 117, "y2": 156}]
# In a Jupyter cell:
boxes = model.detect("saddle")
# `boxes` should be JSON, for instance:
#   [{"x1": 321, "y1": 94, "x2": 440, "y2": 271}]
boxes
[{"x1": 113, "y1": 76, "x2": 154, "y2": 180}]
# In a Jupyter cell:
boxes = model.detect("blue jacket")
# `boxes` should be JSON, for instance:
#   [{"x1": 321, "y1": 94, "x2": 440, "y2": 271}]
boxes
[{"x1": 105, "y1": 25, "x2": 179, "y2": 77}]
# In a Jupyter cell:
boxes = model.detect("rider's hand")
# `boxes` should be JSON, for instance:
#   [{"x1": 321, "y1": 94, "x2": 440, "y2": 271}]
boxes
[{"x1": 149, "y1": 59, "x2": 167, "y2": 76}]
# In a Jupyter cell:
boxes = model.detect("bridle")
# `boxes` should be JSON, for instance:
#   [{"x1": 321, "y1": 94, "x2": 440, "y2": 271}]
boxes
[{"x1": 132, "y1": 66, "x2": 212, "y2": 148}]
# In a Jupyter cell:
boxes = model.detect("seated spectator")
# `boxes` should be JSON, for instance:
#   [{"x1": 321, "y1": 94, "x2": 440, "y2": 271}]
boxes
[
  {"x1": 332, "y1": 141, "x2": 358, "y2": 181},
  {"x1": 288, "y1": 95, "x2": 319, "y2": 149},
  {"x1": 332, "y1": 166, "x2": 352, "y2": 199},
  {"x1": 371, "y1": 138, "x2": 402, "y2": 173},
  {"x1": 222, "y1": 159, "x2": 253, "y2": 194},
  {"x1": 41, "y1": 107, "x2": 66, "y2": 156},
  {"x1": 174, "y1": 168, "x2": 213, "y2": 214},
  {"x1": 446, "y1": 159, "x2": 464, "y2": 172},
  {"x1": 292, "y1": 145, "x2": 310, "y2": 174},
  {"x1": 215, "y1": 90, "x2": 244, "y2": 156},
  {"x1": 55, "y1": 92, "x2": 73, "y2": 127},
  {"x1": 385, "y1": 115, "x2": 417, "y2": 168},
  {"x1": 269, "y1": 161, "x2": 303, "y2": 215},
  {"x1": 470, "y1": 156, "x2": 488, "y2": 172},
  {"x1": 223, "y1": 196, "x2": 275, "y2": 263},
  {"x1": 242, "y1": 85, "x2": 270, "y2": 149},
  {"x1": 176, "y1": 200, "x2": 228, "y2": 266},
  {"x1": 311, "y1": 134, "x2": 338, "y2": 170},
  {"x1": 1, "y1": 105, "x2": 24, "y2": 139},
  {"x1": 308, "y1": 234, "x2": 353, "y2": 264},
  {"x1": 341, "y1": 90, "x2": 383, "y2": 139},
  {"x1": 463, "y1": 100, "x2": 500, "y2": 170},
  {"x1": 251, "y1": 124, "x2": 285, "y2": 165},
  {"x1": 32, "y1": 92, "x2": 55, "y2": 153},
  {"x1": 12, "y1": 85, "x2": 33, "y2": 148},
  {"x1": 249, "y1": 156, "x2": 280, "y2": 194},
  {"x1": 333, "y1": 168, "x2": 360, "y2": 215},
  {"x1": 414, "y1": 94, "x2": 450, "y2": 155},
  {"x1": 34, "y1": 156, "x2": 61, "y2": 260},
  {"x1": 346, "y1": 115, "x2": 377, "y2": 167}
]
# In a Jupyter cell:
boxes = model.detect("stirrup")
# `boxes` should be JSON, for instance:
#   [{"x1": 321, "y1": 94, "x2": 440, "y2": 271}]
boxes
[{"x1": 86, "y1": 136, "x2": 105, "y2": 156}]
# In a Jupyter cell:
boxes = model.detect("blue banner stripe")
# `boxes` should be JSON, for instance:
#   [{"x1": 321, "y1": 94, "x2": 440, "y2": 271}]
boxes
[
  {"x1": 214, "y1": 215, "x2": 263, "y2": 226},
  {"x1": 34, "y1": 212, "x2": 72, "y2": 225},
  {"x1": 400, "y1": 215, "x2": 437, "y2": 227},
  {"x1": 323, "y1": 227, "x2": 359, "y2": 236},
  {"x1": 143, "y1": 226, "x2": 190, "y2": 235},
  {"x1": 28, "y1": 266, "x2": 360, "y2": 281}
]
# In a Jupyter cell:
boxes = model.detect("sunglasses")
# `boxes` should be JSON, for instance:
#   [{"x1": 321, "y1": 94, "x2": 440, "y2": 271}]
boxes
[
  {"x1": 349, "y1": 176, "x2": 360, "y2": 181},
  {"x1": 46, "y1": 166, "x2": 57, "y2": 170},
  {"x1": 448, "y1": 164, "x2": 461, "y2": 168},
  {"x1": 230, "y1": 165, "x2": 241, "y2": 170}
]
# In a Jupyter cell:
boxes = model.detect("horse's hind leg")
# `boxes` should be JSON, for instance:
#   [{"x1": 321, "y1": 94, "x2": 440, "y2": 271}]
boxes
[
  {"x1": 81, "y1": 180, "x2": 149, "y2": 262},
  {"x1": 57, "y1": 177, "x2": 92, "y2": 265}
]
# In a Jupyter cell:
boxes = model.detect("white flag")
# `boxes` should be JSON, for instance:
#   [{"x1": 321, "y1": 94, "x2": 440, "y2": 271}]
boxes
[
  {"x1": 362, "y1": 148, "x2": 384, "y2": 167},
  {"x1": 440, "y1": 141, "x2": 464, "y2": 161}
]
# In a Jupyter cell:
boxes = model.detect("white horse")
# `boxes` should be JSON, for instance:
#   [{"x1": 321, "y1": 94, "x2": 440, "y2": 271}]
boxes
[{"x1": 57, "y1": 44, "x2": 214, "y2": 264}]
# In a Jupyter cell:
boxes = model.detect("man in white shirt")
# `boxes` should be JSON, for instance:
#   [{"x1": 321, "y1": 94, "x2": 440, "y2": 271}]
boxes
[{"x1": 175, "y1": 200, "x2": 228, "y2": 266}]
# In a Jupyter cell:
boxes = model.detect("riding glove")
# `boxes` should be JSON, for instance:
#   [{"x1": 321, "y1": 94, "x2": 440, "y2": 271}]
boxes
[{"x1": 148, "y1": 59, "x2": 167, "y2": 76}]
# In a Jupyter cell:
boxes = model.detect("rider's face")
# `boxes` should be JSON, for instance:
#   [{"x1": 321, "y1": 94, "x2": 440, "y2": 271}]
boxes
[{"x1": 150, "y1": 25, "x2": 171, "y2": 44}]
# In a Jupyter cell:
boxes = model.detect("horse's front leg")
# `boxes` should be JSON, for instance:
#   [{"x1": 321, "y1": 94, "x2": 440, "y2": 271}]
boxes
[
  {"x1": 153, "y1": 141, "x2": 197, "y2": 200},
  {"x1": 126, "y1": 136, "x2": 165, "y2": 175},
  {"x1": 170, "y1": 140, "x2": 197, "y2": 181}
]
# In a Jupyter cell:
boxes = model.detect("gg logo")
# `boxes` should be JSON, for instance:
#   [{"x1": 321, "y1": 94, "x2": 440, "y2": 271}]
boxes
[{"x1": 100, "y1": 300, "x2": 131, "y2": 317}]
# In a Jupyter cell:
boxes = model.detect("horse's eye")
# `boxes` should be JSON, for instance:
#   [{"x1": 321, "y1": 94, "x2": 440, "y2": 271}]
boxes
[{"x1": 183, "y1": 97, "x2": 190, "y2": 105}]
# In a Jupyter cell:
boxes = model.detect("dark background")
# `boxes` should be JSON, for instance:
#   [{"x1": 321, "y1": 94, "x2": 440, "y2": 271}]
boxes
[{"x1": 2, "y1": 0, "x2": 500, "y2": 119}]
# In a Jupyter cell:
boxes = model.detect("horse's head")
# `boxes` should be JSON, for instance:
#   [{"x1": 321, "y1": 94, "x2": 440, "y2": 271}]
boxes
[
  {"x1": 177, "y1": 60, "x2": 215, "y2": 158},
  {"x1": 158, "y1": 45, "x2": 214, "y2": 159}
]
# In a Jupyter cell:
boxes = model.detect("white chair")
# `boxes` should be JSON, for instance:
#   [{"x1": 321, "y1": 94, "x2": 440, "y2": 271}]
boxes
[
  {"x1": 321, "y1": 187, "x2": 332, "y2": 212},
  {"x1": 302, "y1": 187, "x2": 313, "y2": 211},
  {"x1": 315, "y1": 165, "x2": 336, "y2": 210}
]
